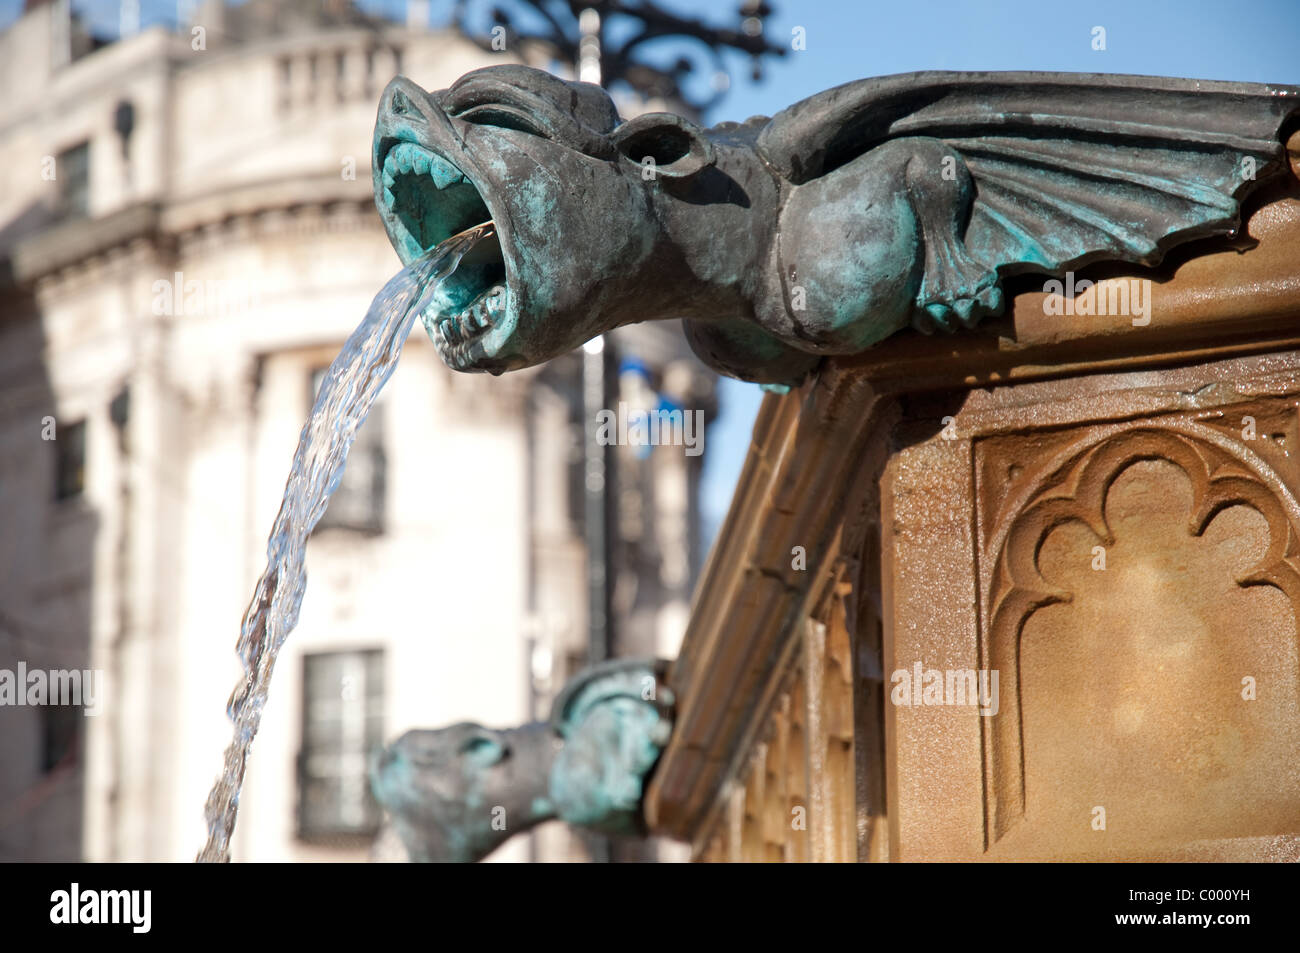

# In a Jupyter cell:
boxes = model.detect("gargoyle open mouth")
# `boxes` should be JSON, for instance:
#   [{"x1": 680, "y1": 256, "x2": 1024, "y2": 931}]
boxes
[{"x1": 379, "y1": 140, "x2": 511, "y2": 371}]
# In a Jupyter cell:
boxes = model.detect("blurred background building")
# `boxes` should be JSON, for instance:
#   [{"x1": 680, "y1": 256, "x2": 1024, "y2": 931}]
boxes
[{"x1": 0, "y1": 0, "x2": 724, "y2": 861}]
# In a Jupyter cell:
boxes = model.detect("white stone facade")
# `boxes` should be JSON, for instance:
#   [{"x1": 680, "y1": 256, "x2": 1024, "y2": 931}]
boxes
[{"x1": 0, "y1": 2, "x2": 706, "y2": 862}]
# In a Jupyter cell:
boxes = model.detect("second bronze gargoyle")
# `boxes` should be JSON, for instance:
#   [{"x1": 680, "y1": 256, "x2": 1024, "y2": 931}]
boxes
[{"x1": 370, "y1": 658, "x2": 672, "y2": 862}]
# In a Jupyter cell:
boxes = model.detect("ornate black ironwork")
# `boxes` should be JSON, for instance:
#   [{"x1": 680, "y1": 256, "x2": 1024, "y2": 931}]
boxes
[{"x1": 451, "y1": 0, "x2": 785, "y2": 111}]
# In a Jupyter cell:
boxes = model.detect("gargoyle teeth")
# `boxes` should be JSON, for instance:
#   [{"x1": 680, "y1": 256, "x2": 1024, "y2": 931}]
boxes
[
  {"x1": 384, "y1": 142, "x2": 465, "y2": 191},
  {"x1": 426, "y1": 285, "x2": 508, "y2": 367},
  {"x1": 428, "y1": 156, "x2": 463, "y2": 190}
]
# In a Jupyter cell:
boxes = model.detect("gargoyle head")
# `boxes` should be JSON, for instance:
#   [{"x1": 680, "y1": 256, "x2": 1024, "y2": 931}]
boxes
[
  {"x1": 372, "y1": 65, "x2": 769, "y2": 374},
  {"x1": 369, "y1": 720, "x2": 556, "y2": 863},
  {"x1": 370, "y1": 659, "x2": 674, "y2": 861}
]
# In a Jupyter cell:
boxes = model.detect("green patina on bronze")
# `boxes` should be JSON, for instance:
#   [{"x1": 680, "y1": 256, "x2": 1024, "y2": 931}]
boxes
[
  {"x1": 370, "y1": 659, "x2": 672, "y2": 862},
  {"x1": 372, "y1": 65, "x2": 1299, "y2": 387}
]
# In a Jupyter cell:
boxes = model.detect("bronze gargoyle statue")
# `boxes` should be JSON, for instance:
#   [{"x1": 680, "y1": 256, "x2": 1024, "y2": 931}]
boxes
[
  {"x1": 372, "y1": 65, "x2": 1299, "y2": 387},
  {"x1": 370, "y1": 658, "x2": 672, "y2": 862}
]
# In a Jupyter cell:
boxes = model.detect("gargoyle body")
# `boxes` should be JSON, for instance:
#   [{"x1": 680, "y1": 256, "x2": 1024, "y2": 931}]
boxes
[
  {"x1": 373, "y1": 66, "x2": 1299, "y2": 386},
  {"x1": 370, "y1": 659, "x2": 671, "y2": 862}
]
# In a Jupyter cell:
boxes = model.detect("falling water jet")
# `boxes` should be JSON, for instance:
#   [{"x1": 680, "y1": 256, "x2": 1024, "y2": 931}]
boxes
[{"x1": 196, "y1": 222, "x2": 495, "y2": 863}]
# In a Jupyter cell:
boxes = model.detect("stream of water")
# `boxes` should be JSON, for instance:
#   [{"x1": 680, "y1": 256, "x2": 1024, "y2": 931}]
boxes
[{"x1": 196, "y1": 223, "x2": 495, "y2": 863}]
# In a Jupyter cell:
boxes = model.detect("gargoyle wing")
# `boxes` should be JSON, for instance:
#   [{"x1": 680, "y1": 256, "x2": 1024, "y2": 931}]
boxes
[{"x1": 758, "y1": 71, "x2": 1300, "y2": 276}]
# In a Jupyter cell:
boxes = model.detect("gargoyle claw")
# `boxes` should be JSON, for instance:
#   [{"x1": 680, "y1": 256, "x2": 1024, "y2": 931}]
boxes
[
  {"x1": 915, "y1": 301, "x2": 955, "y2": 335},
  {"x1": 914, "y1": 270, "x2": 1004, "y2": 334}
]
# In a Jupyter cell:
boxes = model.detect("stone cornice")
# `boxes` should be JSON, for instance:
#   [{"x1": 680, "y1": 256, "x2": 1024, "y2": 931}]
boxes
[
  {"x1": 9, "y1": 202, "x2": 163, "y2": 286},
  {"x1": 645, "y1": 369, "x2": 883, "y2": 843},
  {"x1": 6, "y1": 174, "x2": 379, "y2": 287}
]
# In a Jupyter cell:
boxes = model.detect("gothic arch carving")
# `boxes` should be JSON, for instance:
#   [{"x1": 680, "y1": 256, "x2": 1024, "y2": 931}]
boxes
[{"x1": 980, "y1": 420, "x2": 1300, "y2": 844}]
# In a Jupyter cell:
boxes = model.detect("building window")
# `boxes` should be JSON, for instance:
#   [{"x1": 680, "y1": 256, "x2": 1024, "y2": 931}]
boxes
[
  {"x1": 297, "y1": 649, "x2": 384, "y2": 842},
  {"x1": 56, "y1": 142, "x2": 90, "y2": 219},
  {"x1": 310, "y1": 368, "x2": 386, "y2": 533},
  {"x1": 41, "y1": 705, "x2": 81, "y2": 773},
  {"x1": 54, "y1": 419, "x2": 86, "y2": 501}
]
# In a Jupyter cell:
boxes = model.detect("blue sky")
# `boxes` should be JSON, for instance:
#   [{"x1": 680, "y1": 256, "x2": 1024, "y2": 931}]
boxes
[
  {"x1": 4, "y1": 0, "x2": 1298, "y2": 539},
  {"x1": 672, "y1": 0, "x2": 1300, "y2": 538}
]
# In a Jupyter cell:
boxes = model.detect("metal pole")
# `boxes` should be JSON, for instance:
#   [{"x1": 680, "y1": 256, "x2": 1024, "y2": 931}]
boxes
[
  {"x1": 581, "y1": 335, "x2": 615, "y2": 666},
  {"x1": 580, "y1": 334, "x2": 615, "y2": 865}
]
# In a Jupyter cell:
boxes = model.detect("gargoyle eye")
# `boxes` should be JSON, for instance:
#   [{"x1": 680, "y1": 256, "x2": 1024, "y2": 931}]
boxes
[
  {"x1": 459, "y1": 733, "x2": 508, "y2": 764},
  {"x1": 454, "y1": 105, "x2": 548, "y2": 139}
]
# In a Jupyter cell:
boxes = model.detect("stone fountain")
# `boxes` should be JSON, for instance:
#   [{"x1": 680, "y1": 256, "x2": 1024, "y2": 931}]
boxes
[{"x1": 357, "y1": 64, "x2": 1300, "y2": 861}]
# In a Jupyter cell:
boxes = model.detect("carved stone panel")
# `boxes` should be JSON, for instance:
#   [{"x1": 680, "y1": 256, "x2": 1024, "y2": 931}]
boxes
[
  {"x1": 885, "y1": 360, "x2": 1300, "y2": 861},
  {"x1": 978, "y1": 415, "x2": 1300, "y2": 858}
]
